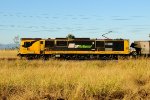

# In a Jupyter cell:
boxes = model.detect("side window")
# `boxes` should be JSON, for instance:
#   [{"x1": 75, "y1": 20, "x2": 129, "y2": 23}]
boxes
[
  {"x1": 57, "y1": 41, "x2": 67, "y2": 46},
  {"x1": 23, "y1": 42, "x2": 31, "y2": 47},
  {"x1": 45, "y1": 41, "x2": 54, "y2": 48},
  {"x1": 23, "y1": 41, "x2": 36, "y2": 48},
  {"x1": 96, "y1": 41, "x2": 104, "y2": 47},
  {"x1": 40, "y1": 41, "x2": 43, "y2": 44},
  {"x1": 113, "y1": 41, "x2": 124, "y2": 51}
]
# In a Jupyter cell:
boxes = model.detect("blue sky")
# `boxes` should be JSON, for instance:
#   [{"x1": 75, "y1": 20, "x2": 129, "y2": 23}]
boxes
[{"x1": 0, "y1": 0, "x2": 150, "y2": 44}]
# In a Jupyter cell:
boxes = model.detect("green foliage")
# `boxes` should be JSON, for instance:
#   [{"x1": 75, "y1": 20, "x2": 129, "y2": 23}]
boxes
[{"x1": 66, "y1": 34, "x2": 75, "y2": 39}]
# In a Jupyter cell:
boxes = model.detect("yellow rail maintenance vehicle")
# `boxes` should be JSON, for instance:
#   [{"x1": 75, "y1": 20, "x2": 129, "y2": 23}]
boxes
[{"x1": 18, "y1": 37, "x2": 130, "y2": 60}]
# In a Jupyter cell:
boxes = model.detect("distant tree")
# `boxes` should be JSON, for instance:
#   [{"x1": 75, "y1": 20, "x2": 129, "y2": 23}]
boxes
[
  {"x1": 13, "y1": 35, "x2": 20, "y2": 49},
  {"x1": 66, "y1": 34, "x2": 75, "y2": 39}
]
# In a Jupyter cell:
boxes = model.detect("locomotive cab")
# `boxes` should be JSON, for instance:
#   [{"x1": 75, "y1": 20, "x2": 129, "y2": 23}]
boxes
[{"x1": 18, "y1": 38, "x2": 45, "y2": 58}]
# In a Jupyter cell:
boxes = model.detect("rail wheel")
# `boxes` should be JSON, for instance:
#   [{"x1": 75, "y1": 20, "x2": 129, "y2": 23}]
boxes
[{"x1": 131, "y1": 51, "x2": 138, "y2": 59}]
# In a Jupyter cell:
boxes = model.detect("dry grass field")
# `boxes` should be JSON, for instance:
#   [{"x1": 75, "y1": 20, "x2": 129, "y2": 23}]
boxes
[
  {"x1": 0, "y1": 50, "x2": 150, "y2": 100},
  {"x1": 0, "y1": 50, "x2": 18, "y2": 59}
]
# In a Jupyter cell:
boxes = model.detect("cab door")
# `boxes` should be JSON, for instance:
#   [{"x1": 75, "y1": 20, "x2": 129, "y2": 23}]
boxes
[{"x1": 40, "y1": 40, "x2": 45, "y2": 54}]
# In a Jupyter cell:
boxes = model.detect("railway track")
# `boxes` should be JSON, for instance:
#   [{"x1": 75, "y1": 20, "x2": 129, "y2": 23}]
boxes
[{"x1": 0, "y1": 57, "x2": 148, "y2": 61}]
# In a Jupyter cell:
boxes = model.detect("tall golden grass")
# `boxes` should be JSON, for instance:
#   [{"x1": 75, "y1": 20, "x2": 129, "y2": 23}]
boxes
[
  {"x1": 0, "y1": 50, "x2": 18, "y2": 58},
  {"x1": 0, "y1": 50, "x2": 150, "y2": 99}
]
